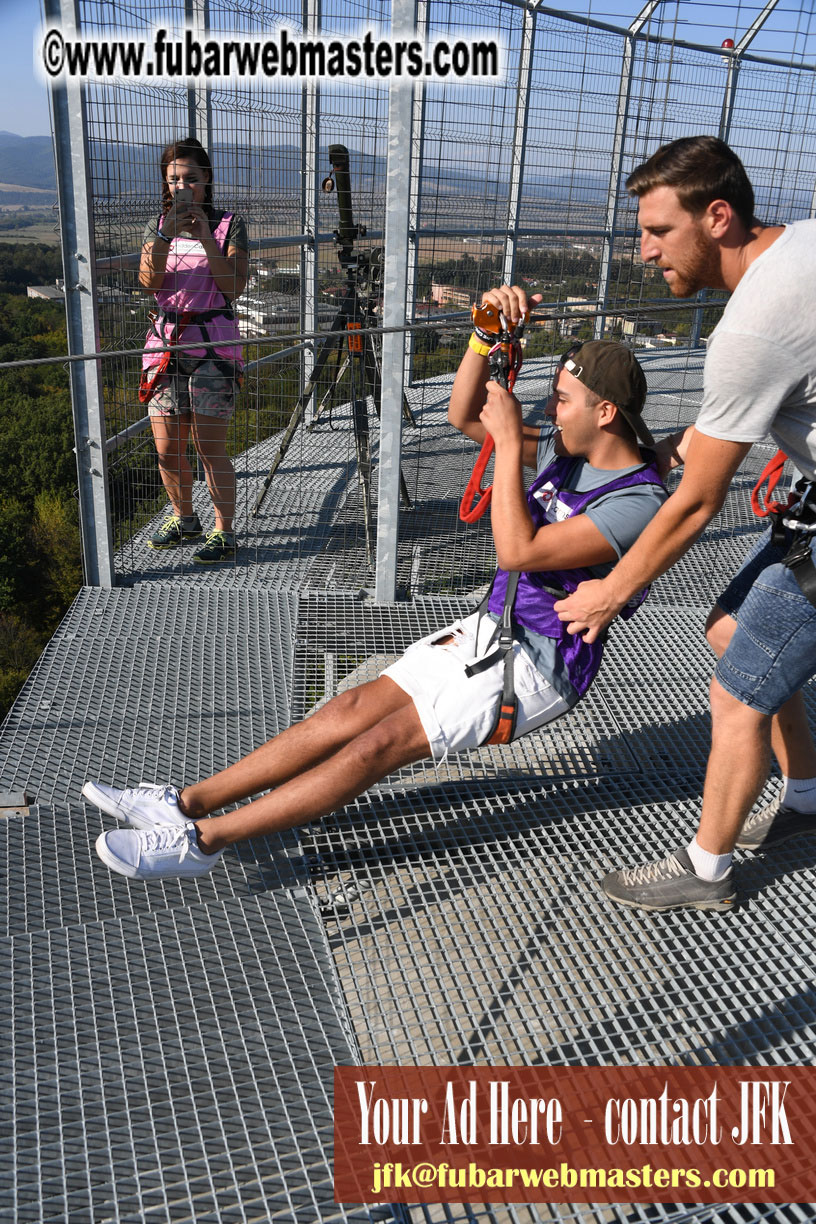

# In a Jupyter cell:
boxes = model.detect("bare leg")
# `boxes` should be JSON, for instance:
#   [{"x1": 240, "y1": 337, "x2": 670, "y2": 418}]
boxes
[
  {"x1": 181, "y1": 676, "x2": 414, "y2": 817},
  {"x1": 696, "y1": 675, "x2": 772, "y2": 854},
  {"x1": 706, "y1": 605, "x2": 816, "y2": 778},
  {"x1": 191, "y1": 413, "x2": 235, "y2": 532},
  {"x1": 150, "y1": 415, "x2": 194, "y2": 517},
  {"x1": 194, "y1": 699, "x2": 431, "y2": 853}
]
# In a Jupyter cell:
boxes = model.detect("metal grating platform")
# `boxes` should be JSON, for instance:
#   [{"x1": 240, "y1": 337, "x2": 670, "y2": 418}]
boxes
[
  {"x1": 0, "y1": 587, "x2": 299, "y2": 806},
  {"x1": 1, "y1": 888, "x2": 374, "y2": 1224},
  {"x1": 0, "y1": 805, "x2": 301, "y2": 937},
  {"x1": 3, "y1": 348, "x2": 815, "y2": 1222}
]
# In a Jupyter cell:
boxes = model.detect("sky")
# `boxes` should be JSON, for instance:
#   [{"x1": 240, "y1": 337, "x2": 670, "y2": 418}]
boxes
[
  {"x1": 1, "y1": 1, "x2": 813, "y2": 142},
  {"x1": 1, "y1": 0, "x2": 51, "y2": 137}
]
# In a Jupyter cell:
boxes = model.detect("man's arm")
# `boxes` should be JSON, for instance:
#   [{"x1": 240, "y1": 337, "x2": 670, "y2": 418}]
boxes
[
  {"x1": 554, "y1": 431, "x2": 752, "y2": 641},
  {"x1": 482, "y1": 380, "x2": 618, "y2": 573}
]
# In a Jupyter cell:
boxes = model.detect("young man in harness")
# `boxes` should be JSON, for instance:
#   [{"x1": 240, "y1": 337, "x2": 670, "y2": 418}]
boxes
[
  {"x1": 556, "y1": 136, "x2": 816, "y2": 912},
  {"x1": 83, "y1": 287, "x2": 666, "y2": 882}
]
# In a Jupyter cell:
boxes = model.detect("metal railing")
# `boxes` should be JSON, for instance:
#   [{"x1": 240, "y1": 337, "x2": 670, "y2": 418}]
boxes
[{"x1": 43, "y1": 0, "x2": 816, "y2": 596}]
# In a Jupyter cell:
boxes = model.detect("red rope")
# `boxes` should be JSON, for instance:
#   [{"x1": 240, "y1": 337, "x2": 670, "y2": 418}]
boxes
[
  {"x1": 459, "y1": 331, "x2": 523, "y2": 524},
  {"x1": 750, "y1": 449, "x2": 792, "y2": 518}
]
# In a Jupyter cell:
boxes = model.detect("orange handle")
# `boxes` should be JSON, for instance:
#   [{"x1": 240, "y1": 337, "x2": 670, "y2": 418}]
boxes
[{"x1": 459, "y1": 302, "x2": 528, "y2": 525}]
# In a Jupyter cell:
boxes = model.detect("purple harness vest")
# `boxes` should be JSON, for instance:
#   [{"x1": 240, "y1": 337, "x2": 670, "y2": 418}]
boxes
[{"x1": 487, "y1": 451, "x2": 664, "y2": 697}]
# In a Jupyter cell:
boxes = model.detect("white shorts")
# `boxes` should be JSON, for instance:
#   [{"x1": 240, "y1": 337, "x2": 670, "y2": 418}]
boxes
[{"x1": 382, "y1": 610, "x2": 571, "y2": 762}]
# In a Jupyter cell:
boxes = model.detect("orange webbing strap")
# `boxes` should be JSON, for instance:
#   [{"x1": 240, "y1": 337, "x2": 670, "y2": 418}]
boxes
[
  {"x1": 464, "y1": 571, "x2": 520, "y2": 746},
  {"x1": 484, "y1": 643, "x2": 517, "y2": 744},
  {"x1": 750, "y1": 448, "x2": 791, "y2": 518}
]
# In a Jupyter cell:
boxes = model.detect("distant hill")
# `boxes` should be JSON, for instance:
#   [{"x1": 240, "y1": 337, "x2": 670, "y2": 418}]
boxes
[{"x1": 0, "y1": 133, "x2": 56, "y2": 191}]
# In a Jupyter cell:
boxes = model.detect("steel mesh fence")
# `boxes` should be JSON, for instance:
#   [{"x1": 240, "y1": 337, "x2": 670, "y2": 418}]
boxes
[{"x1": 38, "y1": 0, "x2": 816, "y2": 593}]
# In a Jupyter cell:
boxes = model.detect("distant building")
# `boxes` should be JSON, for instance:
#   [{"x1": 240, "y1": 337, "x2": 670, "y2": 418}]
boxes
[
  {"x1": 27, "y1": 282, "x2": 64, "y2": 303},
  {"x1": 431, "y1": 282, "x2": 471, "y2": 309}
]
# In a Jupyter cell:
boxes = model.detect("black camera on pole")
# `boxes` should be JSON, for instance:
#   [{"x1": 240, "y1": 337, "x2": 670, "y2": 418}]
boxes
[{"x1": 252, "y1": 145, "x2": 413, "y2": 556}]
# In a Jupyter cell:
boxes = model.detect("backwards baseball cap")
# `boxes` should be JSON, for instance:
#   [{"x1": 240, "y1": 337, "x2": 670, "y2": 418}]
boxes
[{"x1": 560, "y1": 340, "x2": 654, "y2": 448}]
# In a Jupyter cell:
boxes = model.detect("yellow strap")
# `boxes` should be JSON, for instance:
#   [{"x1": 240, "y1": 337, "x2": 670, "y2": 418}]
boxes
[{"x1": 468, "y1": 333, "x2": 491, "y2": 357}]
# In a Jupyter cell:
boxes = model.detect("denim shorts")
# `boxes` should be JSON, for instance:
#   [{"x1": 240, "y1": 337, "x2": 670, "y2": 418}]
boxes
[
  {"x1": 147, "y1": 356, "x2": 239, "y2": 419},
  {"x1": 382, "y1": 610, "x2": 571, "y2": 761},
  {"x1": 715, "y1": 525, "x2": 816, "y2": 715}
]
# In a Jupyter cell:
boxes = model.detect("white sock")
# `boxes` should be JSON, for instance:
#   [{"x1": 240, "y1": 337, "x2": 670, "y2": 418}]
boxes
[
  {"x1": 686, "y1": 837, "x2": 732, "y2": 882},
  {"x1": 780, "y1": 775, "x2": 816, "y2": 814}
]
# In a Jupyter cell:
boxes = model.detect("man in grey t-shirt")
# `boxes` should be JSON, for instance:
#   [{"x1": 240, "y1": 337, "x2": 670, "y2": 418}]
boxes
[{"x1": 556, "y1": 135, "x2": 816, "y2": 913}]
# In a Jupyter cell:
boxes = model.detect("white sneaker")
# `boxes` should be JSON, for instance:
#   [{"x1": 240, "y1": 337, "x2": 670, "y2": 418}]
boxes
[
  {"x1": 82, "y1": 781, "x2": 188, "y2": 830},
  {"x1": 95, "y1": 823, "x2": 222, "y2": 881}
]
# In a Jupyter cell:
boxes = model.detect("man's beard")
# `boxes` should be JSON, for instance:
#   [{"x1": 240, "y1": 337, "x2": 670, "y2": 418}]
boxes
[{"x1": 665, "y1": 228, "x2": 718, "y2": 298}]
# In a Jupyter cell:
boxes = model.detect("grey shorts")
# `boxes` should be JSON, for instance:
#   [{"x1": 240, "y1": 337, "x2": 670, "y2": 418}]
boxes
[
  {"x1": 715, "y1": 525, "x2": 816, "y2": 715},
  {"x1": 147, "y1": 356, "x2": 239, "y2": 419}
]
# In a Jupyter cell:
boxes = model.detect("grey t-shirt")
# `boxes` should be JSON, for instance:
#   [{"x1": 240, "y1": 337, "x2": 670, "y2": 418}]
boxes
[
  {"x1": 489, "y1": 422, "x2": 667, "y2": 706},
  {"x1": 695, "y1": 218, "x2": 816, "y2": 479},
  {"x1": 142, "y1": 210, "x2": 248, "y2": 251}
]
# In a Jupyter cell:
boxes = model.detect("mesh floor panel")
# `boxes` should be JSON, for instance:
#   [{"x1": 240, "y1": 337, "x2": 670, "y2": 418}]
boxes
[
  {"x1": 4, "y1": 346, "x2": 816, "y2": 1222},
  {"x1": 1, "y1": 889, "x2": 376, "y2": 1224},
  {"x1": 0, "y1": 587, "x2": 299, "y2": 806},
  {"x1": 0, "y1": 804, "x2": 302, "y2": 937}
]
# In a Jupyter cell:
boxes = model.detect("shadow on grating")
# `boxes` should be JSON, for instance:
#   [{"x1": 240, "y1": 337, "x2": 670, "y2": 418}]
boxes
[
  {"x1": 0, "y1": 889, "x2": 388, "y2": 1224},
  {"x1": 298, "y1": 771, "x2": 816, "y2": 1075}
]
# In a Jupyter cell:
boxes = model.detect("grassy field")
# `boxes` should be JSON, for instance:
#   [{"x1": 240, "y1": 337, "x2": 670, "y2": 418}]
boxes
[{"x1": 0, "y1": 219, "x2": 60, "y2": 244}]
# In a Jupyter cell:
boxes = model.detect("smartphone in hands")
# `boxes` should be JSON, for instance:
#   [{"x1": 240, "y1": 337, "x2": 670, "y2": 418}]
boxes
[{"x1": 175, "y1": 187, "x2": 194, "y2": 206}]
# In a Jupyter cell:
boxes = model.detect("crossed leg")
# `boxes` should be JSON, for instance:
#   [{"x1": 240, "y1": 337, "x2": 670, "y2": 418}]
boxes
[{"x1": 179, "y1": 676, "x2": 432, "y2": 853}]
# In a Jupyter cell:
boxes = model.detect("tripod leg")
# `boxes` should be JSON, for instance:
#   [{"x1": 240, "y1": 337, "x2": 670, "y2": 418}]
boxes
[
  {"x1": 402, "y1": 390, "x2": 416, "y2": 428},
  {"x1": 251, "y1": 331, "x2": 344, "y2": 516},
  {"x1": 348, "y1": 347, "x2": 374, "y2": 566},
  {"x1": 309, "y1": 352, "x2": 350, "y2": 430}
]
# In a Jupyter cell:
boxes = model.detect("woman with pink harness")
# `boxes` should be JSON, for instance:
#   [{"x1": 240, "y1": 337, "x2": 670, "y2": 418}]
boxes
[{"x1": 139, "y1": 137, "x2": 248, "y2": 564}]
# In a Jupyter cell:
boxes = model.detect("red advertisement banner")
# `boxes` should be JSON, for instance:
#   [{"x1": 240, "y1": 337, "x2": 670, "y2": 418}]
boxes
[{"x1": 334, "y1": 1065, "x2": 816, "y2": 1204}]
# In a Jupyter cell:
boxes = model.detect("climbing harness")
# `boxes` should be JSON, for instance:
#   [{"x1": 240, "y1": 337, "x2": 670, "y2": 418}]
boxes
[
  {"x1": 466, "y1": 453, "x2": 663, "y2": 746},
  {"x1": 139, "y1": 212, "x2": 243, "y2": 406},
  {"x1": 752, "y1": 451, "x2": 816, "y2": 608}
]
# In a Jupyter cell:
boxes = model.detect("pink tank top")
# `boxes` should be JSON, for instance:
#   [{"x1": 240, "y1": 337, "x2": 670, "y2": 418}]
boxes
[{"x1": 142, "y1": 211, "x2": 243, "y2": 369}]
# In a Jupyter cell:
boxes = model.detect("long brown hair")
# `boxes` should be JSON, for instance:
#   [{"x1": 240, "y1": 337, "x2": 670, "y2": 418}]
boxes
[{"x1": 159, "y1": 137, "x2": 213, "y2": 215}]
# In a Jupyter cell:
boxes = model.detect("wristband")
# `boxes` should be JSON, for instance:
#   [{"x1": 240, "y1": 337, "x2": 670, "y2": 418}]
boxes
[
  {"x1": 155, "y1": 227, "x2": 172, "y2": 244},
  {"x1": 469, "y1": 333, "x2": 491, "y2": 357},
  {"x1": 472, "y1": 322, "x2": 495, "y2": 346}
]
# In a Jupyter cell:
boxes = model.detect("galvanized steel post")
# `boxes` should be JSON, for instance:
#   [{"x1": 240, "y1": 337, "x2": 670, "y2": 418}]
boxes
[
  {"x1": 47, "y1": 0, "x2": 114, "y2": 587},
  {"x1": 301, "y1": 0, "x2": 320, "y2": 393},
  {"x1": 375, "y1": 0, "x2": 416, "y2": 602},
  {"x1": 595, "y1": 0, "x2": 662, "y2": 342}
]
